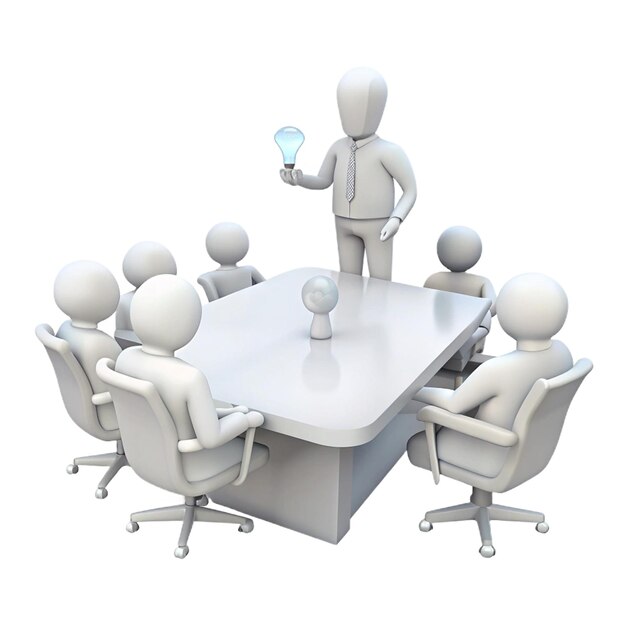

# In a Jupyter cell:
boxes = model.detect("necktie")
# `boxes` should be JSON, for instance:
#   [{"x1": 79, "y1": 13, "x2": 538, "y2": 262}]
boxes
[{"x1": 346, "y1": 141, "x2": 357, "y2": 202}]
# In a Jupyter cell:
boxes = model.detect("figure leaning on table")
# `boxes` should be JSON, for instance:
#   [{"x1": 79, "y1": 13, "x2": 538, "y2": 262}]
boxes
[{"x1": 280, "y1": 67, "x2": 417, "y2": 281}]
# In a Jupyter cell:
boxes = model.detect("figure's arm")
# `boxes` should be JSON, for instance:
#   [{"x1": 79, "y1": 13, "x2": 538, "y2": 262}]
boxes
[
  {"x1": 186, "y1": 371, "x2": 250, "y2": 448},
  {"x1": 379, "y1": 145, "x2": 417, "y2": 241},
  {"x1": 216, "y1": 405, "x2": 248, "y2": 417},
  {"x1": 279, "y1": 144, "x2": 336, "y2": 189},
  {"x1": 414, "y1": 362, "x2": 497, "y2": 414},
  {"x1": 382, "y1": 145, "x2": 417, "y2": 222},
  {"x1": 198, "y1": 274, "x2": 220, "y2": 302},
  {"x1": 482, "y1": 279, "x2": 497, "y2": 315},
  {"x1": 250, "y1": 267, "x2": 265, "y2": 284},
  {"x1": 470, "y1": 326, "x2": 489, "y2": 346}
]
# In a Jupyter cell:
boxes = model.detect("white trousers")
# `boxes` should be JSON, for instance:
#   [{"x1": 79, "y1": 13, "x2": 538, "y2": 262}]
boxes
[{"x1": 335, "y1": 216, "x2": 393, "y2": 280}]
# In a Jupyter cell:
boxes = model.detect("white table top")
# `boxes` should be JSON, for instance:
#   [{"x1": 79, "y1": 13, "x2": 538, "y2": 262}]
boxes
[{"x1": 179, "y1": 268, "x2": 490, "y2": 447}]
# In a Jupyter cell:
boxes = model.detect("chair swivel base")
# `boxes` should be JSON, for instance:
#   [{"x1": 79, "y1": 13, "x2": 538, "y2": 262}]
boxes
[
  {"x1": 419, "y1": 487, "x2": 548, "y2": 557},
  {"x1": 125, "y1": 495, "x2": 254, "y2": 558},
  {"x1": 66, "y1": 441, "x2": 128, "y2": 499}
]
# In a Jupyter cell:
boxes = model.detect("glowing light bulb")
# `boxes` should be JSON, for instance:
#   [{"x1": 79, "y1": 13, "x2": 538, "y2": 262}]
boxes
[{"x1": 274, "y1": 126, "x2": 305, "y2": 169}]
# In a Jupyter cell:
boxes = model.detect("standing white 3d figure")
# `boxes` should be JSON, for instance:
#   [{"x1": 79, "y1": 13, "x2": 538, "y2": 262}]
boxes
[
  {"x1": 55, "y1": 260, "x2": 122, "y2": 431},
  {"x1": 115, "y1": 274, "x2": 264, "y2": 452},
  {"x1": 280, "y1": 67, "x2": 417, "y2": 281},
  {"x1": 408, "y1": 273, "x2": 573, "y2": 475},
  {"x1": 424, "y1": 226, "x2": 497, "y2": 372},
  {"x1": 115, "y1": 241, "x2": 177, "y2": 347},
  {"x1": 197, "y1": 222, "x2": 265, "y2": 302}
]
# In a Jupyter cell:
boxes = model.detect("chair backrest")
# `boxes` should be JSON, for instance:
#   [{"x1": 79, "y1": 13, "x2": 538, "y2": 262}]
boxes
[
  {"x1": 96, "y1": 358, "x2": 188, "y2": 494},
  {"x1": 495, "y1": 358, "x2": 593, "y2": 491},
  {"x1": 36, "y1": 324, "x2": 115, "y2": 441}
]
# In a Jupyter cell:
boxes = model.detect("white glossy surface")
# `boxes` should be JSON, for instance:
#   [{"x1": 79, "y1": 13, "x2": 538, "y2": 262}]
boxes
[{"x1": 179, "y1": 268, "x2": 489, "y2": 447}]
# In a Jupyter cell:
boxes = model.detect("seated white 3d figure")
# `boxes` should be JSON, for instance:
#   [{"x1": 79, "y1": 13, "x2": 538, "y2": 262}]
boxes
[
  {"x1": 408, "y1": 273, "x2": 573, "y2": 477},
  {"x1": 115, "y1": 241, "x2": 177, "y2": 348},
  {"x1": 424, "y1": 226, "x2": 496, "y2": 372},
  {"x1": 55, "y1": 260, "x2": 121, "y2": 431},
  {"x1": 197, "y1": 222, "x2": 265, "y2": 302},
  {"x1": 115, "y1": 274, "x2": 264, "y2": 452}
]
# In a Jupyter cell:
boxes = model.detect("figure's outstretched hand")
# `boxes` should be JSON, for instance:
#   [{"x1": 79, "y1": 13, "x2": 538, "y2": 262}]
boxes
[
  {"x1": 279, "y1": 168, "x2": 303, "y2": 186},
  {"x1": 380, "y1": 217, "x2": 401, "y2": 241}
]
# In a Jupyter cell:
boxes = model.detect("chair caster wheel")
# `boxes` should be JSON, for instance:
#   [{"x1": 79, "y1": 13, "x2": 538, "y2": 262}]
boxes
[
  {"x1": 126, "y1": 522, "x2": 139, "y2": 533},
  {"x1": 174, "y1": 546, "x2": 189, "y2": 559},
  {"x1": 238, "y1": 520, "x2": 254, "y2": 533},
  {"x1": 67, "y1": 464, "x2": 78, "y2": 475},
  {"x1": 196, "y1": 495, "x2": 209, "y2": 507},
  {"x1": 419, "y1": 520, "x2": 433, "y2": 532},
  {"x1": 95, "y1": 488, "x2": 108, "y2": 499},
  {"x1": 479, "y1": 545, "x2": 496, "y2": 558},
  {"x1": 536, "y1": 522, "x2": 549, "y2": 534}
]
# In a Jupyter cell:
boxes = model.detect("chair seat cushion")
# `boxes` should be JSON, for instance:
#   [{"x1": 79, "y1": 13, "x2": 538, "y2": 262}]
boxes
[
  {"x1": 182, "y1": 437, "x2": 269, "y2": 483},
  {"x1": 407, "y1": 429, "x2": 508, "y2": 479}
]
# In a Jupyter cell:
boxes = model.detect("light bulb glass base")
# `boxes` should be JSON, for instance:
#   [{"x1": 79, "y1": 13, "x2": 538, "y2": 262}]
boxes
[{"x1": 284, "y1": 163, "x2": 295, "y2": 169}]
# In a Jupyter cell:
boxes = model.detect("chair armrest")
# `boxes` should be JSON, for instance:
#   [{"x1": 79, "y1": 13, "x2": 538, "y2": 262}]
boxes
[
  {"x1": 92, "y1": 391, "x2": 112, "y2": 406},
  {"x1": 178, "y1": 438, "x2": 203, "y2": 453},
  {"x1": 417, "y1": 405, "x2": 518, "y2": 485},
  {"x1": 418, "y1": 406, "x2": 519, "y2": 447},
  {"x1": 232, "y1": 428, "x2": 257, "y2": 486}
]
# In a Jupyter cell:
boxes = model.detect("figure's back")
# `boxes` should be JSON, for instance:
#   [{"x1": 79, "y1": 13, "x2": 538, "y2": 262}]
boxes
[
  {"x1": 473, "y1": 341, "x2": 573, "y2": 428},
  {"x1": 56, "y1": 321, "x2": 121, "y2": 430},
  {"x1": 115, "y1": 347, "x2": 199, "y2": 441},
  {"x1": 437, "y1": 341, "x2": 574, "y2": 478}
]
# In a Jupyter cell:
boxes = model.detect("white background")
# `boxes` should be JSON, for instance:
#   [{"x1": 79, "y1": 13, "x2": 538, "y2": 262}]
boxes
[{"x1": 1, "y1": 1, "x2": 623, "y2": 624}]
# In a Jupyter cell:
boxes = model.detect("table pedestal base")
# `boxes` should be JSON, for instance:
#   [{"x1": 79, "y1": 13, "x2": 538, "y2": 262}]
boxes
[{"x1": 211, "y1": 411, "x2": 424, "y2": 543}]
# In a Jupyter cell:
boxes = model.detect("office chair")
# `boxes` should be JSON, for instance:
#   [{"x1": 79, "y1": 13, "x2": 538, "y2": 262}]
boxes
[
  {"x1": 96, "y1": 358, "x2": 269, "y2": 559},
  {"x1": 36, "y1": 324, "x2": 128, "y2": 498},
  {"x1": 407, "y1": 358, "x2": 592, "y2": 557}
]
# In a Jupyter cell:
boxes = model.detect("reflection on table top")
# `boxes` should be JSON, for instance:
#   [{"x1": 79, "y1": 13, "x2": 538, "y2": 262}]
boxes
[{"x1": 178, "y1": 268, "x2": 490, "y2": 447}]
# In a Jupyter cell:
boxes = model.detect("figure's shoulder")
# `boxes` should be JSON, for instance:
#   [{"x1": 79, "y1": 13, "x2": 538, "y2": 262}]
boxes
[
  {"x1": 329, "y1": 137, "x2": 349, "y2": 152},
  {"x1": 375, "y1": 138, "x2": 407, "y2": 155},
  {"x1": 171, "y1": 356, "x2": 205, "y2": 383},
  {"x1": 55, "y1": 320, "x2": 72, "y2": 340},
  {"x1": 423, "y1": 272, "x2": 449, "y2": 290},
  {"x1": 114, "y1": 346, "x2": 142, "y2": 370},
  {"x1": 549, "y1": 340, "x2": 574, "y2": 367}
]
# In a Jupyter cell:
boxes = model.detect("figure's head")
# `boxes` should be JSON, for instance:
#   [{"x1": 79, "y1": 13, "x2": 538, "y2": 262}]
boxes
[
  {"x1": 54, "y1": 260, "x2": 120, "y2": 327},
  {"x1": 131, "y1": 275, "x2": 201, "y2": 353},
  {"x1": 437, "y1": 226, "x2": 482, "y2": 272},
  {"x1": 497, "y1": 273, "x2": 568, "y2": 343},
  {"x1": 337, "y1": 67, "x2": 388, "y2": 140},
  {"x1": 205, "y1": 222, "x2": 249, "y2": 266},
  {"x1": 122, "y1": 241, "x2": 177, "y2": 289}
]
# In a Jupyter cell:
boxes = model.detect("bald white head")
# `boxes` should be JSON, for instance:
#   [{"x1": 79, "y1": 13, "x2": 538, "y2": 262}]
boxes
[
  {"x1": 122, "y1": 241, "x2": 177, "y2": 289},
  {"x1": 497, "y1": 273, "x2": 568, "y2": 350},
  {"x1": 437, "y1": 226, "x2": 483, "y2": 272},
  {"x1": 337, "y1": 67, "x2": 388, "y2": 140},
  {"x1": 205, "y1": 222, "x2": 249, "y2": 266},
  {"x1": 54, "y1": 260, "x2": 120, "y2": 328},
  {"x1": 131, "y1": 275, "x2": 201, "y2": 355}
]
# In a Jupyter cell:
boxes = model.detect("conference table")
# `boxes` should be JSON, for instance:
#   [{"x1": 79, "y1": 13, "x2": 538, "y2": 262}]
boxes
[{"x1": 179, "y1": 267, "x2": 490, "y2": 543}]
